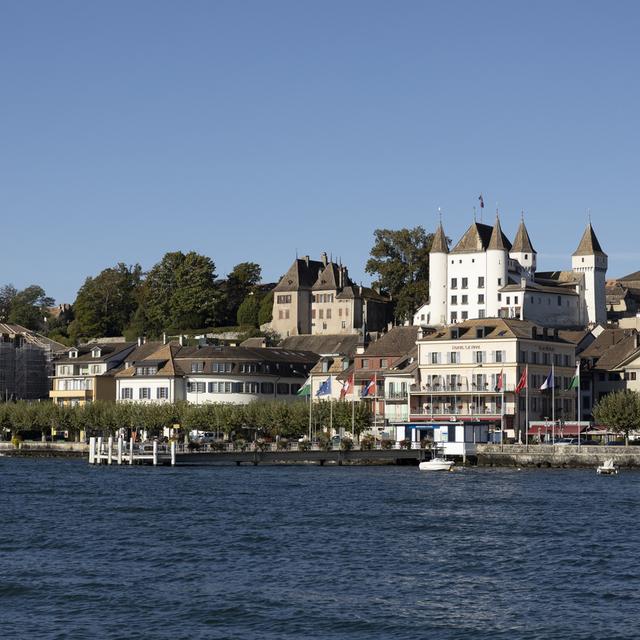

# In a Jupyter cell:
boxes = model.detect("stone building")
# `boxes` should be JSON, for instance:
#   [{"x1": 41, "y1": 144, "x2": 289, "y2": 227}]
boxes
[{"x1": 270, "y1": 253, "x2": 392, "y2": 337}]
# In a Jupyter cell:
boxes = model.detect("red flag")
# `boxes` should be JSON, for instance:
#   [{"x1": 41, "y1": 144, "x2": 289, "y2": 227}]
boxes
[
  {"x1": 340, "y1": 374, "x2": 354, "y2": 399},
  {"x1": 515, "y1": 367, "x2": 528, "y2": 394},
  {"x1": 362, "y1": 375, "x2": 376, "y2": 397},
  {"x1": 494, "y1": 369, "x2": 503, "y2": 392}
]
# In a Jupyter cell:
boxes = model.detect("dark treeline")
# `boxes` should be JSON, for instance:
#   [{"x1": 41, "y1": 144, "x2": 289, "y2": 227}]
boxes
[
  {"x1": 0, "y1": 254, "x2": 274, "y2": 345},
  {"x1": 2, "y1": 400, "x2": 372, "y2": 441},
  {"x1": 1, "y1": 226, "x2": 438, "y2": 344}
]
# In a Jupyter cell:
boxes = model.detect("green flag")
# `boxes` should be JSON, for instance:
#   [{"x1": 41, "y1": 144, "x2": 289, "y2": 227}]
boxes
[
  {"x1": 297, "y1": 377, "x2": 312, "y2": 396},
  {"x1": 567, "y1": 364, "x2": 580, "y2": 390}
]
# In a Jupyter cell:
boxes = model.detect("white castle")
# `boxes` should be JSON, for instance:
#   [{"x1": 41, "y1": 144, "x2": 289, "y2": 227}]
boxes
[{"x1": 414, "y1": 216, "x2": 607, "y2": 328}]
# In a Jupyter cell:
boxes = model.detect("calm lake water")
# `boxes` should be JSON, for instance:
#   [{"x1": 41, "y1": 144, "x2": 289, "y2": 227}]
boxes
[{"x1": 1, "y1": 457, "x2": 639, "y2": 639}]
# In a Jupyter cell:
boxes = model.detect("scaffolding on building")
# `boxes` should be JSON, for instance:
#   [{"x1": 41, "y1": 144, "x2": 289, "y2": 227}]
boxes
[{"x1": 0, "y1": 324, "x2": 62, "y2": 401}]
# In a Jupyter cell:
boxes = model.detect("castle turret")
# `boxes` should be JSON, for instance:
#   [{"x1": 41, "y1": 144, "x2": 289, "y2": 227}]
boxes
[
  {"x1": 510, "y1": 216, "x2": 536, "y2": 276},
  {"x1": 428, "y1": 221, "x2": 448, "y2": 325},
  {"x1": 486, "y1": 215, "x2": 511, "y2": 318},
  {"x1": 572, "y1": 222, "x2": 607, "y2": 325}
]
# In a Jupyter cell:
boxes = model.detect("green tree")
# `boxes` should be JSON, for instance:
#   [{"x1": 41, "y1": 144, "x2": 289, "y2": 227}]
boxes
[
  {"x1": 237, "y1": 294, "x2": 260, "y2": 327},
  {"x1": 0, "y1": 285, "x2": 17, "y2": 322},
  {"x1": 258, "y1": 290, "x2": 273, "y2": 326},
  {"x1": 8, "y1": 285, "x2": 54, "y2": 330},
  {"x1": 70, "y1": 263, "x2": 142, "y2": 341},
  {"x1": 216, "y1": 262, "x2": 262, "y2": 326},
  {"x1": 144, "y1": 251, "x2": 218, "y2": 334},
  {"x1": 593, "y1": 390, "x2": 640, "y2": 445},
  {"x1": 365, "y1": 227, "x2": 440, "y2": 322}
]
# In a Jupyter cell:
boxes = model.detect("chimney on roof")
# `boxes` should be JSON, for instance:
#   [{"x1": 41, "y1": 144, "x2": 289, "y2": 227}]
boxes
[
  {"x1": 520, "y1": 276, "x2": 527, "y2": 288},
  {"x1": 320, "y1": 252, "x2": 328, "y2": 267},
  {"x1": 162, "y1": 332, "x2": 167, "y2": 345},
  {"x1": 137, "y1": 336, "x2": 143, "y2": 347},
  {"x1": 179, "y1": 334, "x2": 185, "y2": 346},
  {"x1": 303, "y1": 255, "x2": 309, "y2": 266}
]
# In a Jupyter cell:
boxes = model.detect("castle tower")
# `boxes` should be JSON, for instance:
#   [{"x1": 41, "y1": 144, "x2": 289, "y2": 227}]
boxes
[
  {"x1": 510, "y1": 216, "x2": 536, "y2": 277},
  {"x1": 572, "y1": 222, "x2": 607, "y2": 325},
  {"x1": 428, "y1": 221, "x2": 449, "y2": 325},
  {"x1": 486, "y1": 215, "x2": 511, "y2": 318}
]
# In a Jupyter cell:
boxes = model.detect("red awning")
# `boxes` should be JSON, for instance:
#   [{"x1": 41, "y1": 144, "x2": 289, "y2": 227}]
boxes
[{"x1": 527, "y1": 424, "x2": 589, "y2": 436}]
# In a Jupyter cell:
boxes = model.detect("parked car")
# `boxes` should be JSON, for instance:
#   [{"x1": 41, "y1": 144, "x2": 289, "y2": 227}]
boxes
[{"x1": 555, "y1": 438, "x2": 579, "y2": 445}]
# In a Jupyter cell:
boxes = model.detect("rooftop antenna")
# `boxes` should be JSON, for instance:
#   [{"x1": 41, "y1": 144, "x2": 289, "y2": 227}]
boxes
[
  {"x1": 521, "y1": 209, "x2": 525, "y2": 222},
  {"x1": 438, "y1": 206, "x2": 442, "y2": 225},
  {"x1": 587, "y1": 208, "x2": 592, "y2": 224}
]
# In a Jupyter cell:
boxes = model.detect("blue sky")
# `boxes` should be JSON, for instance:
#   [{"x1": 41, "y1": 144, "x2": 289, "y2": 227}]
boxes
[{"x1": 2, "y1": 0, "x2": 639, "y2": 303}]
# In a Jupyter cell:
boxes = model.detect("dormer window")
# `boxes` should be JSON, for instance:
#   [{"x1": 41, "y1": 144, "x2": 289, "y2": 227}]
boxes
[
  {"x1": 69, "y1": 349, "x2": 78, "y2": 359},
  {"x1": 91, "y1": 348, "x2": 101, "y2": 358}
]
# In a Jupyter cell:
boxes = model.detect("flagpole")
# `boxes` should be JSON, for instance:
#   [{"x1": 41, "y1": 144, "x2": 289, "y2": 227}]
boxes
[
  {"x1": 525, "y1": 367, "x2": 529, "y2": 449},
  {"x1": 330, "y1": 396, "x2": 333, "y2": 437},
  {"x1": 308, "y1": 388, "x2": 312, "y2": 441},
  {"x1": 373, "y1": 374, "x2": 377, "y2": 434},
  {"x1": 552, "y1": 363, "x2": 555, "y2": 444},
  {"x1": 351, "y1": 375, "x2": 355, "y2": 440},
  {"x1": 577, "y1": 360, "x2": 581, "y2": 448}
]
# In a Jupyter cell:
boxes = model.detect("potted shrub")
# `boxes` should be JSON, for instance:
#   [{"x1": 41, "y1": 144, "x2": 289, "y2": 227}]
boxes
[
  {"x1": 298, "y1": 439, "x2": 311, "y2": 451},
  {"x1": 380, "y1": 438, "x2": 393, "y2": 450},
  {"x1": 399, "y1": 438, "x2": 412, "y2": 450},
  {"x1": 360, "y1": 434, "x2": 375, "y2": 450},
  {"x1": 276, "y1": 438, "x2": 289, "y2": 451},
  {"x1": 340, "y1": 437, "x2": 354, "y2": 451}
]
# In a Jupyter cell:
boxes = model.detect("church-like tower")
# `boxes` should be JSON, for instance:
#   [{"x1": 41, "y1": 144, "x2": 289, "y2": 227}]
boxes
[
  {"x1": 429, "y1": 221, "x2": 449, "y2": 325},
  {"x1": 486, "y1": 215, "x2": 510, "y2": 317},
  {"x1": 510, "y1": 216, "x2": 536, "y2": 278},
  {"x1": 571, "y1": 222, "x2": 607, "y2": 325}
]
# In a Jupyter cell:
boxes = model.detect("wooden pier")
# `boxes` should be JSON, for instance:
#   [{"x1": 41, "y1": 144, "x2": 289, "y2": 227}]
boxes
[
  {"x1": 87, "y1": 437, "x2": 429, "y2": 467},
  {"x1": 89, "y1": 436, "x2": 176, "y2": 466}
]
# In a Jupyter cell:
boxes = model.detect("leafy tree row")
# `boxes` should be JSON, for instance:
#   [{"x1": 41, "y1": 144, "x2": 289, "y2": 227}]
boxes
[
  {"x1": 3, "y1": 224, "x2": 445, "y2": 342},
  {"x1": 1, "y1": 399, "x2": 371, "y2": 441}
]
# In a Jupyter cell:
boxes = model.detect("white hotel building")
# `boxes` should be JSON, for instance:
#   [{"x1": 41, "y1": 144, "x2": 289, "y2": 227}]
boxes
[{"x1": 397, "y1": 318, "x2": 578, "y2": 443}]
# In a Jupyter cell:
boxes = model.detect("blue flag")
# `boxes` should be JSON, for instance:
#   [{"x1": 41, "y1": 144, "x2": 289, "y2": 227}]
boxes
[{"x1": 316, "y1": 377, "x2": 331, "y2": 397}]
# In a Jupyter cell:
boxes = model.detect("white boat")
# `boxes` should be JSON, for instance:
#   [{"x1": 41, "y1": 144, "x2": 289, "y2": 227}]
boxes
[
  {"x1": 419, "y1": 457, "x2": 454, "y2": 472},
  {"x1": 596, "y1": 459, "x2": 619, "y2": 475}
]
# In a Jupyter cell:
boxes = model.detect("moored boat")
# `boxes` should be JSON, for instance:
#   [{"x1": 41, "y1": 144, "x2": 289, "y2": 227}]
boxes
[
  {"x1": 419, "y1": 457, "x2": 454, "y2": 472},
  {"x1": 596, "y1": 459, "x2": 618, "y2": 475}
]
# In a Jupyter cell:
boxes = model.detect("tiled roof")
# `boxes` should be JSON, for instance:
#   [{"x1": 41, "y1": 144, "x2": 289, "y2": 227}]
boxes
[
  {"x1": 53, "y1": 342, "x2": 135, "y2": 363},
  {"x1": 572, "y1": 223, "x2": 607, "y2": 257},
  {"x1": 273, "y1": 258, "x2": 325, "y2": 292},
  {"x1": 487, "y1": 216, "x2": 513, "y2": 251},
  {"x1": 430, "y1": 222, "x2": 449, "y2": 254},
  {"x1": 312, "y1": 263, "x2": 344, "y2": 291},
  {"x1": 580, "y1": 329, "x2": 635, "y2": 365},
  {"x1": 592, "y1": 333, "x2": 639, "y2": 370},
  {"x1": 421, "y1": 318, "x2": 573, "y2": 343},
  {"x1": 511, "y1": 219, "x2": 535, "y2": 254},
  {"x1": 451, "y1": 222, "x2": 494, "y2": 254},
  {"x1": 361, "y1": 326, "x2": 420, "y2": 356},
  {"x1": 280, "y1": 334, "x2": 360, "y2": 356},
  {"x1": 115, "y1": 342, "x2": 180, "y2": 378}
]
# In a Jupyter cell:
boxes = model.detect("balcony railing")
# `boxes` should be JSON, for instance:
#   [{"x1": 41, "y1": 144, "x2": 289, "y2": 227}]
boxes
[
  {"x1": 411, "y1": 384, "x2": 516, "y2": 393},
  {"x1": 385, "y1": 391, "x2": 408, "y2": 400}
]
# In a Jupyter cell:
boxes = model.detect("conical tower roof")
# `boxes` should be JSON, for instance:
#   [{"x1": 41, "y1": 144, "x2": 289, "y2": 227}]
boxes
[
  {"x1": 430, "y1": 222, "x2": 449, "y2": 254},
  {"x1": 573, "y1": 223, "x2": 607, "y2": 257},
  {"x1": 487, "y1": 215, "x2": 512, "y2": 251},
  {"x1": 451, "y1": 221, "x2": 493, "y2": 253},
  {"x1": 511, "y1": 219, "x2": 536, "y2": 254}
]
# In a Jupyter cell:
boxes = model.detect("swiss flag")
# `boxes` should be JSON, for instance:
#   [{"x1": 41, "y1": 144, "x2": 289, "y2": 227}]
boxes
[
  {"x1": 340, "y1": 374, "x2": 354, "y2": 399},
  {"x1": 515, "y1": 367, "x2": 528, "y2": 394}
]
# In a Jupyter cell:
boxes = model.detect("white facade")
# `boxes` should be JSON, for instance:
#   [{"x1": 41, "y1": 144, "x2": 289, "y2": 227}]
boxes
[
  {"x1": 415, "y1": 219, "x2": 606, "y2": 329},
  {"x1": 410, "y1": 319, "x2": 578, "y2": 441}
]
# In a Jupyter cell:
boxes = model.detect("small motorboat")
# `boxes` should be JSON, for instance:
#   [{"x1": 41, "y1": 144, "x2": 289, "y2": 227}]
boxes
[
  {"x1": 419, "y1": 457, "x2": 454, "y2": 472},
  {"x1": 596, "y1": 459, "x2": 619, "y2": 475}
]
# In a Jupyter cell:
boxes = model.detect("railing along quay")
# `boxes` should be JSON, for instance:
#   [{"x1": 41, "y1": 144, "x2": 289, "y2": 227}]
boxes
[{"x1": 88, "y1": 437, "x2": 430, "y2": 467}]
